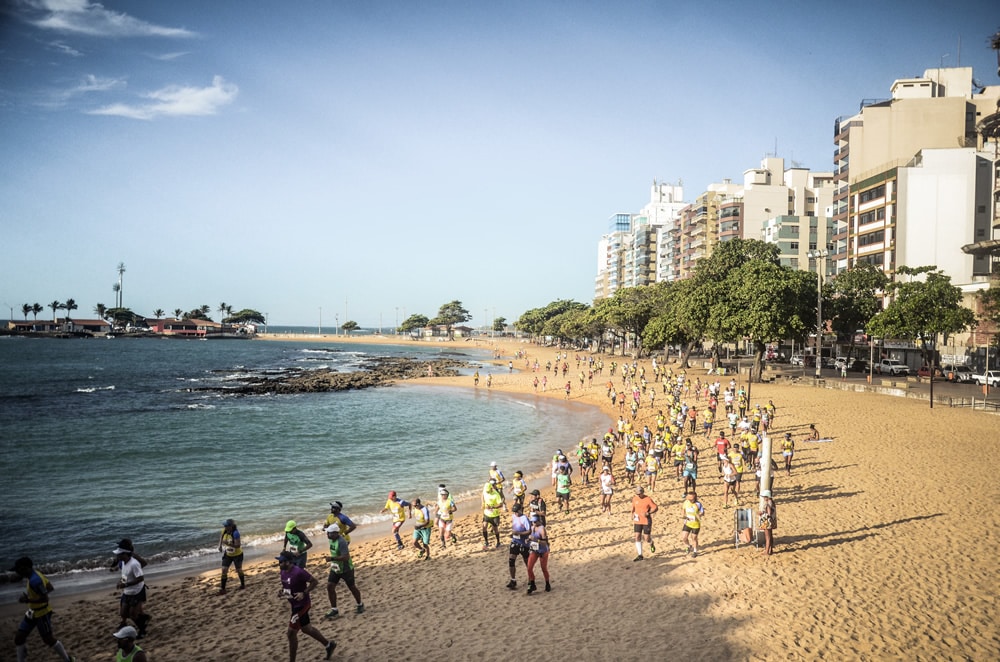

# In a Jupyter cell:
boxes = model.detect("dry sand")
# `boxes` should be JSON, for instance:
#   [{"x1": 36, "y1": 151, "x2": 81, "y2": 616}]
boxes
[{"x1": 5, "y1": 337, "x2": 997, "y2": 661}]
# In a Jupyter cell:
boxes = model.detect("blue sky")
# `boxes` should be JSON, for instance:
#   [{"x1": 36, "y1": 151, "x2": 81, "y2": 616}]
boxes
[{"x1": 1, "y1": 1, "x2": 997, "y2": 328}]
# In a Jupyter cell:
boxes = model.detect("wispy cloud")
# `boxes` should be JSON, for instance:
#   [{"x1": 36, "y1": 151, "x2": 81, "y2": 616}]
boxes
[
  {"x1": 34, "y1": 73, "x2": 125, "y2": 108},
  {"x1": 23, "y1": 0, "x2": 196, "y2": 38},
  {"x1": 87, "y1": 75, "x2": 238, "y2": 120},
  {"x1": 150, "y1": 51, "x2": 191, "y2": 62},
  {"x1": 48, "y1": 40, "x2": 82, "y2": 56}
]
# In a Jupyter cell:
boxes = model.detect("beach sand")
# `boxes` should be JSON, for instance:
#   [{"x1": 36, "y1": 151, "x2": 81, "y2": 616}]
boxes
[{"x1": 5, "y1": 339, "x2": 997, "y2": 661}]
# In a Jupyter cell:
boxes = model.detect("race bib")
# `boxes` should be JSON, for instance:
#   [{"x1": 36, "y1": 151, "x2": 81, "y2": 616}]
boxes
[
  {"x1": 280, "y1": 588, "x2": 292, "y2": 598},
  {"x1": 225, "y1": 546, "x2": 236, "y2": 554},
  {"x1": 530, "y1": 541, "x2": 540, "y2": 551},
  {"x1": 25, "y1": 609, "x2": 34, "y2": 619}
]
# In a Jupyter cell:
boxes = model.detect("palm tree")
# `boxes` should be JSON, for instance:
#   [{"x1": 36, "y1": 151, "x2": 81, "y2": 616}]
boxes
[
  {"x1": 21, "y1": 303, "x2": 31, "y2": 320},
  {"x1": 94, "y1": 303, "x2": 107, "y2": 320},
  {"x1": 49, "y1": 300, "x2": 61, "y2": 321},
  {"x1": 117, "y1": 262, "x2": 126, "y2": 308},
  {"x1": 63, "y1": 298, "x2": 78, "y2": 321},
  {"x1": 112, "y1": 283, "x2": 120, "y2": 308},
  {"x1": 199, "y1": 304, "x2": 211, "y2": 317},
  {"x1": 218, "y1": 302, "x2": 228, "y2": 327},
  {"x1": 31, "y1": 303, "x2": 42, "y2": 320},
  {"x1": 173, "y1": 308, "x2": 183, "y2": 319},
  {"x1": 153, "y1": 308, "x2": 164, "y2": 318}
]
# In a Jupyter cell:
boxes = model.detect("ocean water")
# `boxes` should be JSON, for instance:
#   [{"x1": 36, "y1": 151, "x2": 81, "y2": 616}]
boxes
[{"x1": 0, "y1": 335, "x2": 608, "y2": 583}]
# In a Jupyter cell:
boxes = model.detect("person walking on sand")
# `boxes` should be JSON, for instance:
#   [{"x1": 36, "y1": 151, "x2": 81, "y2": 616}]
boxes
[
  {"x1": 276, "y1": 551, "x2": 337, "y2": 661},
  {"x1": 681, "y1": 490, "x2": 705, "y2": 557},
  {"x1": 759, "y1": 491, "x2": 778, "y2": 556},
  {"x1": 630, "y1": 486, "x2": 658, "y2": 561},
  {"x1": 781, "y1": 432, "x2": 795, "y2": 476},
  {"x1": 217, "y1": 518, "x2": 246, "y2": 594},
  {"x1": 113, "y1": 543, "x2": 151, "y2": 638},
  {"x1": 283, "y1": 521, "x2": 313, "y2": 568},
  {"x1": 506, "y1": 502, "x2": 531, "y2": 590},
  {"x1": 10, "y1": 556, "x2": 76, "y2": 662},
  {"x1": 435, "y1": 486, "x2": 458, "y2": 548},
  {"x1": 323, "y1": 525, "x2": 364, "y2": 618},
  {"x1": 380, "y1": 491, "x2": 412, "y2": 550},
  {"x1": 528, "y1": 489, "x2": 548, "y2": 526},
  {"x1": 325, "y1": 501, "x2": 357, "y2": 543},
  {"x1": 599, "y1": 465, "x2": 616, "y2": 514},
  {"x1": 412, "y1": 498, "x2": 433, "y2": 560},
  {"x1": 511, "y1": 470, "x2": 528, "y2": 511},
  {"x1": 525, "y1": 513, "x2": 551, "y2": 594},
  {"x1": 555, "y1": 465, "x2": 572, "y2": 514},
  {"x1": 721, "y1": 455, "x2": 739, "y2": 508},
  {"x1": 564, "y1": 380, "x2": 572, "y2": 399},
  {"x1": 112, "y1": 625, "x2": 147, "y2": 662}
]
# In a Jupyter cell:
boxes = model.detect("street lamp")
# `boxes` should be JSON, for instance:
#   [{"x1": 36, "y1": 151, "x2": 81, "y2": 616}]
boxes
[{"x1": 806, "y1": 249, "x2": 829, "y2": 379}]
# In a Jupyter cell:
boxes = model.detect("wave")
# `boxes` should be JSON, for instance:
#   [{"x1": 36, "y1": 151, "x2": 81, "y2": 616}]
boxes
[{"x1": 75, "y1": 385, "x2": 116, "y2": 393}]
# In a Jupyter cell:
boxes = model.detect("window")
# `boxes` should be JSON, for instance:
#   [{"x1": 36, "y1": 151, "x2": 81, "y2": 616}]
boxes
[
  {"x1": 789, "y1": 258, "x2": 799, "y2": 269},
  {"x1": 808, "y1": 242, "x2": 817, "y2": 250},
  {"x1": 978, "y1": 205, "x2": 987, "y2": 213},
  {"x1": 858, "y1": 230, "x2": 885, "y2": 247},
  {"x1": 789, "y1": 226, "x2": 799, "y2": 236},
  {"x1": 859, "y1": 184, "x2": 886, "y2": 203},
  {"x1": 790, "y1": 242, "x2": 799, "y2": 250}
]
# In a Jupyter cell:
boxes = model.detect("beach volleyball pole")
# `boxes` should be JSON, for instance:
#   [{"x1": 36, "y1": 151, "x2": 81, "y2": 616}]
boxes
[{"x1": 758, "y1": 433, "x2": 773, "y2": 545}]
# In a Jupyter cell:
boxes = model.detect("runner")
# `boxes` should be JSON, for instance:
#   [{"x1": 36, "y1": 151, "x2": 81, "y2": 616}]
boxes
[
  {"x1": 510, "y1": 471, "x2": 528, "y2": 511},
  {"x1": 323, "y1": 524, "x2": 364, "y2": 618},
  {"x1": 759, "y1": 490, "x2": 778, "y2": 556},
  {"x1": 555, "y1": 465, "x2": 572, "y2": 514},
  {"x1": 525, "y1": 513, "x2": 551, "y2": 594},
  {"x1": 599, "y1": 465, "x2": 615, "y2": 514},
  {"x1": 113, "y1": 542, "x2": 151, "y2": 639},
  {"x1": 112, "y1": 625, "x2": 147, "y2": 662},
  {"x1": 283, "y1": 521, "x2": 313, "y2": 568},
  {"x1": 411, "y1": 498, "x2": 433, "y2": 560},
  {"x1": 276, "y1": 551, "x2": 337, "y2": 661},
  {"x1": 217, "y1": 518, "x2": 246, "y2": 594},
  {"x1": 528, "y1": 489, "x2": 548, "y2": 526},
  {"x1": 721, "y1": 455, "x2": 739, "y2": 508},
  {"x1": 435, "y1": 486, "x2": 458, "y2": 548},
  {"x1": 782, "y1": 432, "x2": 795, "y2": 476},
  {"x1": 630, "y1": 486, "x2": 658, "y2": 561},
  {"x1": 325, "y1": 501, "x2": 357, "y2": 543},
  {"x1": 681, "y1": 490, "x2": 705, "y2": 557},
  {"x1": 506, "y1": 503, "x2": 531, "y2": 590},
  {"x1": 380, "y1": 491, "x2": 412, "y2": 550},
  {"x1": 481, "y1": 480, "x2": 505, "y2": 549},
  {"x1": 10, "y1": 557, "x2": 75, "y2": 662}
]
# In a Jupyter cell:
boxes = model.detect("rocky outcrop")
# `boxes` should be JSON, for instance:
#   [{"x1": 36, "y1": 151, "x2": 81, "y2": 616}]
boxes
[{"x1": 199, "y1": 356, "x2": 465, "y2": 395}]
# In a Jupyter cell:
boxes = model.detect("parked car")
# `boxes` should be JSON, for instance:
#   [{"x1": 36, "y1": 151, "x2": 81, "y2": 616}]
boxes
[
  {"x1": 875, "y1": 359, "x2": 910, "y2": 376},
  {"x1": 789, "y1": 354, "x2": 804, "y2": 366},
  {"x1": 972, "y1": 370, "x2": 1000, "y2": 387},
  {"x1": 940, "y1": 364, "x2": 974, "y2": 383},
  {"x1": 849, "y1": 359, "x2": 869, "y2": 373},
  {"x1": 917, "y1": 366, "x2": 942, "y2": 379}
]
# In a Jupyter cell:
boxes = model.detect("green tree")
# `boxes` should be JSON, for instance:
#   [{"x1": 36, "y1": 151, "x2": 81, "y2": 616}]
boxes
[
  {"x1": 516, "y1": 300, "x2": 588, "y2": 338},
  {"x1": 828, "y1": 263, "x2": 889, "y2": 356},
  {"x1": 116, "y1": 262, "x2": 126, "y2": 308},
  {"x1": 21, "y1": 303, "x2": 31, "y2": 320},
  {"x1": 596, "y1": 286, "x2": 658, "y2": 356},
  {"x1": 187, "y1": 306, "x2": 212, "y2": 321},
  {"x1": 977, "y1": 284, "x2": 1000, "y2": 350},
  {"x1": 31, "y1": 303, "x2": 42, "y2": 320},
  {"x1": 492, "y1": 316, "x2": 506, "y2": 333},
  {"x1": 226, "y1": 309, "x2": 265, "y2": 325},
  {"x1": 342, "y1": 320, "x2": 359, "y2": 332},
  {"x1": 641, "y1": 280, "x2": 705, "y2": 366},
  {"x1": 429, "y1": 300, "x2": 471, "y2": 338},
  {"x1": 112, "y1": 283, "x2": 120, "y2": 309},
  {"x1": 398, "y1": 314, "x2": 429, "y2": 333},
  {"x1": 49, "y1": 300, "x2": 61, "y2": 321},
  {"x1": 867, "y1": 266, "x2": 976, "y2": 367},
  {"x1": 218, "y1": 302, "x2": 229, "y2": 325},
  {"x1": 106, "y1": 307, "x2": 139, "y2": 328},
  {"x1": 94, "y1": 303, "x2": 107, "y2": 319},
  {"x1": 63, "y1": 298, "x2": 77, "y2": 321},
  {"x1": 153, "y1": 308, "x2": 165, "y2": 318},
  {"x1": 173, "y1": 308, "x2": 184, "y2": 318}
]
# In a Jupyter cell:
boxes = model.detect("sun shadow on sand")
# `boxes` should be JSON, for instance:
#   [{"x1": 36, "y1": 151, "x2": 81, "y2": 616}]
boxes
[
  {"x1": 779, "y1": 483, "x2": 862, "y2": 503},
  {"x1": 778, "y1": 513, "x2": 945, "y2": 552}
]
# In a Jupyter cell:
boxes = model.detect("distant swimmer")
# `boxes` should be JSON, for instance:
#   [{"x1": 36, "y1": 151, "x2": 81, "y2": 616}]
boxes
[
  {"x1": 11, "y1": 556, "x2": 76, "y2": 662},
  {"x1": 218, "y1": 518, "x2": 246, "y2": 594}
]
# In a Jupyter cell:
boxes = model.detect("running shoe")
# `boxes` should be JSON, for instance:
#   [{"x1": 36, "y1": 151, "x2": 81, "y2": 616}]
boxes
[
  {"x1": 649, "y1": 542, "x2": 656, "y2": 553},
  {"x1": 325, "y1": 641, "x2": 337, "y2": 659},
  {"x1": 450, "y1": 534, "x2": 458, "y2": 544},
  {"x1": 632, "y1": 555, "x2": 644, "y2": 562},
  {"x1": 355, "y1": 604, "x2": 365, "y2": 614},
  {"x1": 506, "y1": 580, "x2": 517, "y2": 590},
  {"x1": 544, "y1": 582, "x2": 551, "y2": 592},
  {"x1": 325, "y1": 608, "x2": 339, "y2": 618}
]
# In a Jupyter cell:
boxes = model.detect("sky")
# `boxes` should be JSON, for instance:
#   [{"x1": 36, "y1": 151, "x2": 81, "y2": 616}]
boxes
[{"x1": 1, "y1": 1, "x2": 998, "y2": 328}]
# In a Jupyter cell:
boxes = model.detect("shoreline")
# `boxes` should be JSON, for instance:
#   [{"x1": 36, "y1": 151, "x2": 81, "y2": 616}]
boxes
[{"x1": 5, "y1": 341, "x2": 997, "y2": 660}]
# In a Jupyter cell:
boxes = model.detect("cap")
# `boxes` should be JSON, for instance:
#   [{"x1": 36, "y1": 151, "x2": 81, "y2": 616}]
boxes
[
  {"x1": 530, "y1": 489, "x2": 540, "y2": 496},
  {"x1": 223, "y1": 518, "x2": 235, "y2": 527},
  {"x1": 113, "y1": 547, "x2": 132, "y2": 555},
  {"x1": 115, "y1": 539, "x2": 135, "y2": 552},
  {"x1": 323, "y1": 524, "x2": 339, "y2": 534},
  {"x1": 438, "y1": 487, "x2": 449, "y2": 495},
  {"x1": 514, "y1": 471, "x2": 522, "y2": 477},
  {"x1": 761, "y1": 490, "x2": 772, "y2": 498},
  {"x1": 8, "y1": 556, "x2": 31, "y2": 572},
  {"x1": 113, "y1": 625, "x2": 138, "y2": 640},
  {"x1": 388, "y1": 490, "x2": 397, "y2": 500},
  {"x1": 284, "y1": 520, "x2": 297, "y2": 532},
  {"x1": 512, "y1": 503, "x2": 523, "y2": 512},
  {"x1": 490, "y1": 461, "x2": 497, "y2": 467},
  {"x1": 330, "y1": 501, "x2": 342, "y2": 510},
  {"x1": 276, "y1": 551, "x2": 295, "y2": 562},
  {"x1": 529, "y1": 514, "x2": 540, "y2": 522}
]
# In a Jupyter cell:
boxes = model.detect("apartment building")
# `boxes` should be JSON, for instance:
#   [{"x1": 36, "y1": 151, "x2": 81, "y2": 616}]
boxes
[{"x1": 833, "y1": 67, "x2": 1000, "y2": 281}]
